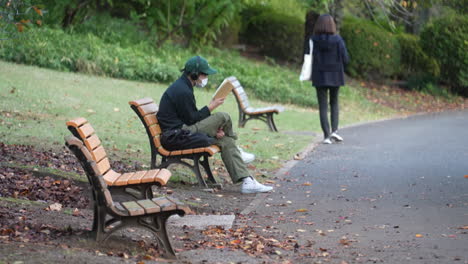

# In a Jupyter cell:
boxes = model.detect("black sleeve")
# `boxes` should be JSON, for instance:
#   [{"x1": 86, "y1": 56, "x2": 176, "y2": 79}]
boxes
[
  {"x1": 176, "y1": 91, "x2": 211, "y2": 125},
  {"x1": 303, "y1": 36, "x2": 312, "y2": 55},
  {"x1": 339, "y1": 37, "x2": 349, "y2": 65}
]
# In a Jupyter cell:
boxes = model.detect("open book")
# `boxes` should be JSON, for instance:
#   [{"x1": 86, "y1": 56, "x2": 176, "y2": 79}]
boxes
[{"x1": 212, "y1": 78, "x2": 235, "y2": 99}]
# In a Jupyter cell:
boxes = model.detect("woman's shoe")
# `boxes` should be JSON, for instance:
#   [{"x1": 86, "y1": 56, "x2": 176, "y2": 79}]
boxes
[
  {"x1": 330, "y1": 132, "x2": 343, "y2": 142},
  {"x1": 323, "y1": 138, "x2": 332, "y2": 144}
]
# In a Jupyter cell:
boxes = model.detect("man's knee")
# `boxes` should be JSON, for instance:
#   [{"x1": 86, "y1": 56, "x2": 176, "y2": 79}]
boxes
[{"x1": 213, "y1": 112, "x2": 231, "y2": 122}]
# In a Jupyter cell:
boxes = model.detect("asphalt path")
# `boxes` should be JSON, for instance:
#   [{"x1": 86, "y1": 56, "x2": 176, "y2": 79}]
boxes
[{"x1": 249, "y1": 110, "x2": 468, "y2": 263}]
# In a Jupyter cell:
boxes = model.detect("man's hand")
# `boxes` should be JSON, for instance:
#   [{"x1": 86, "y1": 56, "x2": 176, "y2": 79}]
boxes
[
  {"x1": 216, "y1": 128, "x2": 225, "y2": 139},
  {"x1": 208, "y1": 97, "x2": 225, "y2": 112}
]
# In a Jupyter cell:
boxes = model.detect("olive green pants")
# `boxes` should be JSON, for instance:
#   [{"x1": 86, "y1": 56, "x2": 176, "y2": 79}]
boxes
[{"x1": 182, "y1": 112, "x2": 249, "y2": 183}]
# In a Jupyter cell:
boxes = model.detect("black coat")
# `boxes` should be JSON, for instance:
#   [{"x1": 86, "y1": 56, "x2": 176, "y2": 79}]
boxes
[
  {"x1": 157, "y1": 74, "x2": 211, "y2": 131},
  {"x1": 304, "y1": 34, "x2": 349, "y2": 87}
]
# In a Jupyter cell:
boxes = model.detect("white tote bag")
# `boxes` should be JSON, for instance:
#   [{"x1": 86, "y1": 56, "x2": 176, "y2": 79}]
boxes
[{"x1": 299, "y1": 39, "x2": 313, "y2": 81}]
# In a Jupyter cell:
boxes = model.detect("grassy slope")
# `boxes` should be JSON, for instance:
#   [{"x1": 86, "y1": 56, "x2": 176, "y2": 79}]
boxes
[{"x1": 0, "y1": 60, "x2": 394, "y2": 172}]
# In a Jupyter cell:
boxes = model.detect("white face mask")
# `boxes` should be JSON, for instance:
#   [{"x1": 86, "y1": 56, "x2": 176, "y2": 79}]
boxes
[{"x1": 196, "y1": 77, "x2": 208, "y2": 88}]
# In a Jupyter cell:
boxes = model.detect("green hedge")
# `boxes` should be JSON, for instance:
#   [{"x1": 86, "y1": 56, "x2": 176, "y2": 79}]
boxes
[
  {"x1": 0, "y1": 27, "x2": 317, "y2": 107},
  {"x1": 240, "y1": 5, "x2": 303, "y2": 62},
  {"x1": 420, "y1": 15, "x2": 468, "y2": 94},
  {"x1": 341, "y1": 17, "x2": 401, "y2": 79},
  {"x1": 397, "y1": 33, "x2": 440, "y2": 79},
  {"x1": 0, "y1": 28, "x2": 180, "y2": 82}
]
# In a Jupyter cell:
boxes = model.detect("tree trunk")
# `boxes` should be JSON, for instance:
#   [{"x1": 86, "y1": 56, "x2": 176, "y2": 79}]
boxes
[
  {"x1": 62, "y1": 0, "x2": 90, "y2": 28},
  {"x1": 331, "y1": 0, "x2": 345, "y2": 33}
]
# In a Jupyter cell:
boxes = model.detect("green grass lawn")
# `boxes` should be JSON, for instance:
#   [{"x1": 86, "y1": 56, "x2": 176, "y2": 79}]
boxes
[{"x1": 0, "y1": 60, "x2": 395, "y2": 173}]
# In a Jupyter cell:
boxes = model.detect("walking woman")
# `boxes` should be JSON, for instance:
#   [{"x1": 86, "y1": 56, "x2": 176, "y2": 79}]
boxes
[{"x1": 306, "y1": 14, "x2": 349, "y2": 144}]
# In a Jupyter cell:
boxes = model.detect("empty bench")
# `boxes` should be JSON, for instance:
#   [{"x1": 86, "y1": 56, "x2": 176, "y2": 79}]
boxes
[
  {"x1": 66, "y1": 117, "x2": 171, "y2": 199},
  {"x1": 65, "y1": 136, "x2": 189, "y2": 258},
  {"x1": 129, "y1": 98, "x2": 222, "y2": 189},
  {"x1": 226, "y1": 76, "x2": 284, "y2": 132}
]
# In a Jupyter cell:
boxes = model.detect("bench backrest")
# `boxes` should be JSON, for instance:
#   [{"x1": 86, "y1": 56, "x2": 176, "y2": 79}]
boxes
[
  {"x1": 228, "y1": 76, "x2": 251, "y2": 110},
  {"x1": 65, "y1": 136, "x2": 117, "y2": 210},
  {"x1": 128, "y1": 98, "x2": 171, "y2": 156},
  {"x1": 66, "y1": 118, "x2": 112, "y2": 176}
]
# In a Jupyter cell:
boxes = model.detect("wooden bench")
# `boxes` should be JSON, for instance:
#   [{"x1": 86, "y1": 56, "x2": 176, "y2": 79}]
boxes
[
  {"x1": 129, "y1": 98, "x2": 222, "y2": 189},
  {"x1": 227, "y1": 76, "x2": 284, "y2": 132},
  {"x1": 66, "y1": 117, "x2": 172, "y2": 199},
  {"x1": 65, "y1": 136, "x2": 189, "y2": 258}
]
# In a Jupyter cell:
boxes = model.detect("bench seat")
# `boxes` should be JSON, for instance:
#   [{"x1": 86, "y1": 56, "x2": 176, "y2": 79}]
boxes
[{"x1": 129, "y1": 98, "x2": 222, "y2": 188}]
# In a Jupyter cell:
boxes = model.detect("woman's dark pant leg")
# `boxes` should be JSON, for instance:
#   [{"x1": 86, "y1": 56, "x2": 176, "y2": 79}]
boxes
[
  {"x1": 316, "y1": 86, "x2": 330, "y2": 138},
  {"x1": 329, "y1": 86, "x2": 340, "y2": 132}
]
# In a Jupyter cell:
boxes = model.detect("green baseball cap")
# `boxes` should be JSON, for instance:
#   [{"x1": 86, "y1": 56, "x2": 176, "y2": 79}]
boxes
[{"x1": 183, "y1": 55, "x2": 217, "y2": 75}]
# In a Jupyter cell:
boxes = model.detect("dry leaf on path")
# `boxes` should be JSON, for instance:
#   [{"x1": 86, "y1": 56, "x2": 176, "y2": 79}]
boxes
[{"x1": 48, "y1": 203, "x2": 62, "y2": 211}]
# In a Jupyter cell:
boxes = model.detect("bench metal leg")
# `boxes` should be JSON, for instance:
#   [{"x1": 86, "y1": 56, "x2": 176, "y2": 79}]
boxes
[
  {"x1": 200, "y1": 155, "x2": 222, "y2": 189},
  {"x1": 143, "y1": 215, "x2": 177, "y2": 259},
  {"x1": 193, "y1": 155, "x2": 209, "y2": 188},
  {"x1": 266, "y1": 113, "x2": 278, "y2": 132}
]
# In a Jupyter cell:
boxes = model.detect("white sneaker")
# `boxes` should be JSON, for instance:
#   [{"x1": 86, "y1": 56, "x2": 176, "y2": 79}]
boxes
[
  {"x1": 241, "y1": 176, "x2": 273, "y2": 194},
  {"x1": 330, "y1": 132, "x2": 343, "y2": 142},
  {"x1": 323, "y1": 138, "x2": 332, "y2": 144},
  {"x1": 237, "y1": 146, "x2": 255, "y2": 163}
]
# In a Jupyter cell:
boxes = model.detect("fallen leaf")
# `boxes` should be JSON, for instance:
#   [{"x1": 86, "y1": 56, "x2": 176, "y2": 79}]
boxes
[
  {"x1": 48, "y1": 203, "x2": 62, "y2": 211},
  {"x1": 302, "y1": 182, "x2": 312, "y2": 186},
  {"x1": 72, "y1": 208, "x2": 81, "y2": 216},
  {"x1": 293, "y1": 153, "x2": 304, "y2": 160},
  {"x1": 415, "y1": 234, "x2": 423, "y2": 238},
  {"x1": 295, "y1": 209, "x2": 308, "y2": 212}
]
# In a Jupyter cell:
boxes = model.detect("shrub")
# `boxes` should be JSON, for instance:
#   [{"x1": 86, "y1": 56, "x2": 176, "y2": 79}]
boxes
[
  {"x1": 0, "y1": 28, "x2": 180, "y2": 82},
  {"x1": 341, "y1": 17, "x2": 401, "y2": 79},
  {"x1": 397, "y1": 33, "x2": 440, "y2": 85},
  {"x1": 420, "y1": 15, "x2": 468, "y2": 94},
  {"x1": 70, "y1": 14, "x2": 150, "y2": 48},
  {"x1": 0, "y1": 27, "x2": 317, "y2": 107},
  {"x1": 240, "y1": 5, "x2": 304, "y2": 62}
]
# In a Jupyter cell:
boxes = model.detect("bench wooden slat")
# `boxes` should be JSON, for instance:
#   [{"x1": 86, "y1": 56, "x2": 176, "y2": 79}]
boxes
[
  {"x1": 84, "y1": 134, "x2": 101, "y2": 150},
  {"x1": 158, "y1": 147, "x2": 170, "y2": 156},
  {"x1": 181, "y1": 149, "x2": 193, "y2": 155},
  {"x1": 153, "y1": 136, "x2": 162, "y2": 148},
  {"x1": 152, "y1": 197, "x2": 177, "y2": 212},
  {"x1": 66, "y1": 117, "x2": 88, "y2": 128},
  {"x1": 169, "y1": 150, "x2": 182, "y2": 156},
  {"x1": 153, "y1": 168, "x2": 171, "y2": 185},
  {"x1": 167, "y1": 197, "x2": 191, "y2": 215},
  {"x1": 91, "y1": 145, "x2": 107, "y2": 162},
  {"x1": 140, "y1": 169, "x2": 160, "y2": 184},
  {"x1": 127, "y1": 170, "x2": 147, "y2": 184},
  {"x1": 114, "y1": 172, "x2": 135, "y2": 186},
  {"x1": 143, "y1": 114, "x2": 158, "y2": 126},
  {"x1": 230, "y1": 80, "x2": 241, "y2": 88},
  {"x1": 103, "y1": 169, "x2": 121, "y2": 186},
  {"x1": 122, "y1": 201, "x2": 145, "y2": 216},
  {"x1": 149, "y1": 124, "x2": 162, "y2": 137},
  {"x1": 204, "y1": 145, "x2": 220, "y2": 156},
  {"x1": 129, "y1": 97, "x2": 154, "y2": 107},
  {"x1": 96, "y1": 157, "x2": 111, "y2": 175},
  {"x1": 77, "y1": 123, "x2": 95, "y2": 139},
  {"x1": 136, "y1": 199, "x2": 161, "y2": 214},
  {"x1": 192, "y1": 147, "x2": 206, "y2": 153},
  {"x1": 137, "y1": 104, "x2": 158, "y2": 117},
  {"x1": 78, "y1": 145, "x2": 94, "y2": 163}
]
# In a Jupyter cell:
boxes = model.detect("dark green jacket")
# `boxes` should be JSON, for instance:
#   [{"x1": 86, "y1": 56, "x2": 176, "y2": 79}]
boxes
[{"x1": 157, "y1": 74, "x2": 210, "y2": 131}]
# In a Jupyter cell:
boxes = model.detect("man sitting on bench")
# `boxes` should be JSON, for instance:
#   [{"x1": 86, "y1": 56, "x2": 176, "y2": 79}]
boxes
[{"x1": 156, "y1": 55, "x2": 273, "y2": 194}]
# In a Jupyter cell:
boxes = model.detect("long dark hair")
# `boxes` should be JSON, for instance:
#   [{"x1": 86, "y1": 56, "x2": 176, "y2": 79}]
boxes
[{"x1": 313, "y1": 14, "x2": 337, "y2": 35}]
